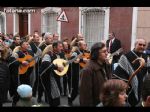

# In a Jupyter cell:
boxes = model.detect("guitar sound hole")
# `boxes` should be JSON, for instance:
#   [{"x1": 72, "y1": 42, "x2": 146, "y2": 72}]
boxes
[{"x1": 63, "y1": 62, "x2": 66, "y2": 67}]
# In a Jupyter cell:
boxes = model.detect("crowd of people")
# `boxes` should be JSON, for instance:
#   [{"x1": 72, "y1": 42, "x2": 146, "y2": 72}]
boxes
[{"x1": 0, "y1": 31, "x2": 150, "y2": 107}]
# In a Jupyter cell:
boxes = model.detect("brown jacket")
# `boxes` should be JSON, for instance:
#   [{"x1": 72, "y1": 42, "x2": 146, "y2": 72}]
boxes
[{"x1": 80, "y1": 60, "x2": 112, "y2": 106}]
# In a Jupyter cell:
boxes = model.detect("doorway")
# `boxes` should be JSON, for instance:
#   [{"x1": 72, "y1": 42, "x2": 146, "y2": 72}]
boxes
[{"x1": 19, "y1": 13, "x2": 28, "y2": 37}]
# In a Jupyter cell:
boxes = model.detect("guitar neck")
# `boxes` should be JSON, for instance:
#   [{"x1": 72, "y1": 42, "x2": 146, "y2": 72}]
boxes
[
  {"x1": 111, "y1": 48, "x2": 122, "y2": 57},
  {"x1": 66, "y1": 53, "x2": 82, "y2": 65},
  {"x1": 28, "y1": 55, "x2": 39, "y2": 62}
]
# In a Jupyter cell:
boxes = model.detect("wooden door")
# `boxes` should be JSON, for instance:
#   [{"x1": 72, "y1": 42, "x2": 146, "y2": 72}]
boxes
[{"x1": 19, "y1": 13, "x2": 28, "y2": 37}]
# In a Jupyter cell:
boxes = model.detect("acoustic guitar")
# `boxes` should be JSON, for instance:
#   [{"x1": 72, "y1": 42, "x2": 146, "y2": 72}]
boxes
[
  {"x1": 17, "y1": 54, "x2": 40, "y2": 74},
  {"x1": 53, "y1": 53, "x2": 82, "y2": 76},
  {"x1": 107, "y1": 48, "x2": 123, "y2": 64},
  {"x1": 79, "y1": 52, "x2": 90, "y2": 68}
]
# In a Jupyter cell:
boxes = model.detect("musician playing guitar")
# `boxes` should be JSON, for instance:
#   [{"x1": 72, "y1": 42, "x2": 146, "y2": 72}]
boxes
[
  {"x1": 9, "y1": 40, "x2": 35, "y2": 106},
  {"x1": 67, "y1": 40, "x2": 90, "y2": 106},
  {"x1": 78, "y1": 40, "x2": 90, "y2": 68},
  {"x1": 40, "y1": 41, "x2": 65, "y2": 106},
  {"x1": 13, "y1": 40, "x2": 35, "y2": 85},
  {"x1": 106, "y1": 32, "x2": 122, "y2": 70}
]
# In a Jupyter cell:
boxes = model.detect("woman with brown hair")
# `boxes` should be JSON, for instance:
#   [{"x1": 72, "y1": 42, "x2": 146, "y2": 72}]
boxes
[{"x1": 99, "y1": 79, "x2": 128, "y2": 107}]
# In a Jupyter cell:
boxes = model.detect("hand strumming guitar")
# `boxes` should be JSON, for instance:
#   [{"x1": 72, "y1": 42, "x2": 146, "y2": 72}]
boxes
[
  {"x1": 22, "y1": 61, "x2": 29, "y2": 66},
  {"x1": 83, "y1": 58, "x2": 89, "y2": 63},
  {"x1": 57, "y1": 65, "x2": 64, "y2": 72}
]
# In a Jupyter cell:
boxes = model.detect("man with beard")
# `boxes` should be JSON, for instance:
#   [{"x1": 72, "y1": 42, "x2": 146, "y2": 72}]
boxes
[
  {"x1": 9, "y1": 40, "x2": 34, "y2": 106},
  {"x1": 40, "y1": 41, "x2": 65, "y2": 106}
]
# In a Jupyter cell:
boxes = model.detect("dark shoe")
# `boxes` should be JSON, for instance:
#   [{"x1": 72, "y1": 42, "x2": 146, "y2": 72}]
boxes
[
  {"x1": 5, "y1": 99, "x2": 12, "y2": 103},
  {"x1": 68, "y1": 98, "x2": 73, "y2": 106},
  {"x1": 37, "y1": 98, "x2": 42, "y2": 103},
  {"x1": 68, "y1": 101, "x2": 73, "y2": 106},
  {"x1": 12, "y1": 102, "x2": 16, "y2": 107}
]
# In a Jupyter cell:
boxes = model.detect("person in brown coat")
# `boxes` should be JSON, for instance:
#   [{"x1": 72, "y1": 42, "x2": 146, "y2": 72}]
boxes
[{"x1": 79, "y1": 42, "x2": 112, "y2": 106}]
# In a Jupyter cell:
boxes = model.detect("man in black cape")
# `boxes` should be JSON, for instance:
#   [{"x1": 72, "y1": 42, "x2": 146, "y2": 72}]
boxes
[{"x1": 113, "y1": 39, "x2": 149, "y2": 106}]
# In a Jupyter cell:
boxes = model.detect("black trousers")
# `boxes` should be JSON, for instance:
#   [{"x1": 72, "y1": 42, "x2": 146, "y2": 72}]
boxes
[
  {"x1": 44, "y1": 84, "x2": 60, "y2": 106},
  {"x1": 67, "y1": 65, "x2": 79, "y2": 103},
  {"x1": 37, "y1": 78, "x2": 48, "y2": 103},
  {"x1": 13, "y1": 68, "x2": 33, "y2": 106},
  {"x1": 63, "y1": 75, "x2": 68, "y2": 96},
  {"x1": 12, "y1": 92, "x2": 19, "y2": 106},
  {"x1": 32, "y1": 62, "x2": 40, "y2": 97},
  {"x1": 0, "y1": 102, "x2": 2, "y2": 107},
  {"x1": 19, "y1": 67, "x2": 33, "y2": 85}
]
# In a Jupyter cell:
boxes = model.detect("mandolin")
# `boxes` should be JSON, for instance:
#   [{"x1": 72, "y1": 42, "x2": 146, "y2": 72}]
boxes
[
  {"x1": 17, "y1": 54, "x2": 40, "y2": 74},
  {"x1": 53, "y1": 53, "x2": 82, "y2": 76}
]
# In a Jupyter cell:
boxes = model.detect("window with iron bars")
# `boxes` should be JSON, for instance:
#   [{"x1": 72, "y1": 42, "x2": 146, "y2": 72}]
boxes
[
  {"x1": 41, "y1": 12, "x2": 58, "y2": 34},
  {"x1": 81, "y1": 9, "x2": 105, "y2": 50}
]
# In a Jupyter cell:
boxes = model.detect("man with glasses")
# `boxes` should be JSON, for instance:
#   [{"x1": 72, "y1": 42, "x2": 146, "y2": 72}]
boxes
[
  {"x1": 79, "y1": 42, "x2": 112, "y2": 106},
  {"x1": 113, "y1": 38, "x2": 149, "y2": 106}
]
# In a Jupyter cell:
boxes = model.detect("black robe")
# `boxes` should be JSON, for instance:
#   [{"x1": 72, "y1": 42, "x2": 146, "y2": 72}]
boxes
[
  {"x1": 9, "y1": 50, "x2": 34, "y2": 94},
  {"x1": 67, "y1": 49, "x2": 86, "y2": 102},
  {"x1": 40, "y1": 51, "x2": 66, "y2": 106},
  {"x1": 8, "y1": 50, "x2": 34, "y2": 105}
]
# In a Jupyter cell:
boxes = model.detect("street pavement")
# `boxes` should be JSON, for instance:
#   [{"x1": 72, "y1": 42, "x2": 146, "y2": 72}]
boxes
[{"x1": 3, "y1": 94, "x2": 80, "y2": 107}]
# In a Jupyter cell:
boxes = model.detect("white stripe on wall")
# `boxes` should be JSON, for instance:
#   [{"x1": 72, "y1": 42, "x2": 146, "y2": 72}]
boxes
[
  {"x1": 131, "y1": 7, "x2": 138, "y2": 50},
  {"x1": 13, "y1": 13, "x2": 16, "y2": 35},
  {"x1": 104, "y1": 7, "x2": 110, "y2": 41},
  {"x1": 28, "y1": 13, "x2": 31, "y2": 35},
  {"x1": 4, "y1": 13, "x2": 6, "y2": 35}
]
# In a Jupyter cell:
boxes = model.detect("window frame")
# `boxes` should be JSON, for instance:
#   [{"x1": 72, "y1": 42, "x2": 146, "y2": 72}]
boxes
[
  {"x1": 79, "y1": 7, "x2": 110, "y2": 48},
  {"x1": 0, "y1": 11, "x2": 6, "y2": 34},
  {"x1": 41, "y1": 7, "x2": 61, "y2": 40}
]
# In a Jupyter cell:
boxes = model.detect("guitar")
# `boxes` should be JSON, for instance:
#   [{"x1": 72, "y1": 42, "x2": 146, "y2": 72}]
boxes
[
  {"x1": 17, "y1": 54, "x2": 40, "y2": 74},
  {"x1": 53, "y1": 53, "x2": 82, "y2": 76},
  {"x1": 107, "y1": 48, "x2": 123, "y2": 64},
  {"x1": 79, "y1": 52, "x2": 90, "y2": 68}
]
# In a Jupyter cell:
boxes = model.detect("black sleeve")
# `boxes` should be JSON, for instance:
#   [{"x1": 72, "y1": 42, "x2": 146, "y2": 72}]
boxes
[
  {"x1": 8, "y1": 56, "x2": 21, "y2": 67},
  {"x1": 117, "y1": 39, "x2": 121, "y2": 49},
  {"x1": 113, "y1": 65, "x2": 129, "y2": 81},
  {"x1": 39, "y1": 61, "x2": 58, "y2": 77}
]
